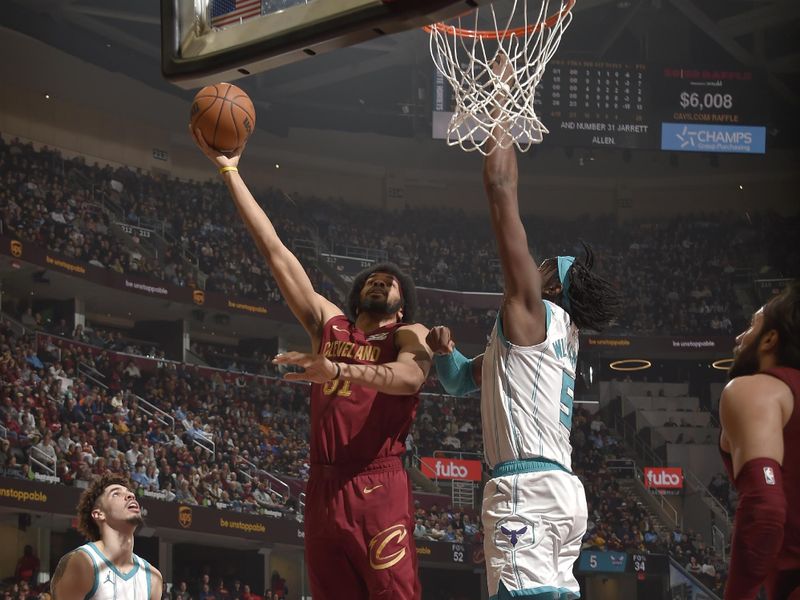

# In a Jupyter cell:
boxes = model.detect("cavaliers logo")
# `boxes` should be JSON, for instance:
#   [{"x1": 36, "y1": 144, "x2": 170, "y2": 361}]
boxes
[
  {"x1": 10, "y1": 240, "x2": 22, "y2": 257},
  {"x1": 192, "y1": 290, "x2": 205, "y2": 306},
  {"x1": 368, "y1": 524, "x2": 408, "y2": 570},
  {"x1": 178, "y1": 506, "x2": 193, "y2": 529}
]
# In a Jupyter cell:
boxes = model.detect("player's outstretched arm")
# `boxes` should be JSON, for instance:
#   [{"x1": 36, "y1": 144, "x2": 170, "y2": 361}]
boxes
[
  {"x1": 720, "y1": 374, "x2": 788, "y2": 600},
  {"x1": 274, "y1": 324, "x2": 432, "y2": 395},
  {"x1": 426, "y1": 326, "x2": 482, "y2": 395},
  {"x1": 51, "y1": 551, "x2": 94, "y2": 600},
  {"x1": 483, "y1": 57, "x2": 546, "y2": 347},
  {"x1": 190, "y1": 125, "x2": 340, "y2": 339}
]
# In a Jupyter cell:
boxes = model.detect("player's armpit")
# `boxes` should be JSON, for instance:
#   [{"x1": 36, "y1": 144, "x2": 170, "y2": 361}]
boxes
[
  {"x1": 719, "y1": 374, "x2": 787, "y2": 478},
  {"x1": 51, "y1": 551, "x2": 94, "y2": 600}
]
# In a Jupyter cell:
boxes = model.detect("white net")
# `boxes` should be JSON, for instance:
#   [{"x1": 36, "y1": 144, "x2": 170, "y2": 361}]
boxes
[{"x1": 428, "y1": 0, "x2": 575, "y2": 155}]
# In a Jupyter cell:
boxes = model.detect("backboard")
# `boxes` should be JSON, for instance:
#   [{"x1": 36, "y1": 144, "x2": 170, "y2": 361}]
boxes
[{"x1": 161, "y1": 0, "x2": 491, "y2": 89}]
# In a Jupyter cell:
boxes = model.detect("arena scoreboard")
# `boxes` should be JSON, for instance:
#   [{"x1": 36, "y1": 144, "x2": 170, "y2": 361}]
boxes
[{"x1": 432, "y1": 61, "x2": 768, "y2": 154}]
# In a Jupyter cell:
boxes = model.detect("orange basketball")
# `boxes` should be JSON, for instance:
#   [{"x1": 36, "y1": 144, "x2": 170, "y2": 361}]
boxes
[{"x1": 190, "y1": 83, "x2": 256, "y2": 153}]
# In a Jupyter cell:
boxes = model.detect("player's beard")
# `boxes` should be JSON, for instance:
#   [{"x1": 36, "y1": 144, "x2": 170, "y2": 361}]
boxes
[
  {"x1": 728, "y1": 335, "x2": 762, "y2": 380},
  {"x1": 360, "y1": 296, "x2": 403, "y2": 318},
  {"x1": 125, "y1": 513, "x2": 145, "y2": 530}
]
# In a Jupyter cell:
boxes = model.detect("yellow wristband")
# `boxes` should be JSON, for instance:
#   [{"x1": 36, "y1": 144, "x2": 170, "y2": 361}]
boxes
[{"x1": 219, "y1": 166, "x2": 239, "y2": 175}]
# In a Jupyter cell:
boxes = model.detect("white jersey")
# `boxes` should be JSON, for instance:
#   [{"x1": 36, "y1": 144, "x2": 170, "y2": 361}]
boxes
[
  {"x1": 481, "y1": 300, "x2": 579, "y2": 470},
  {"x1": 77, "y1": 543, "x2": 153, "y2": 600}
]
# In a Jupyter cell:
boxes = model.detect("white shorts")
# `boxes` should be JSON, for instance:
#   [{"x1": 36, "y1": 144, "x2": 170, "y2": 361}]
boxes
[{"x1": 482, "y1": 466, "x2": 587, "y2": 599}]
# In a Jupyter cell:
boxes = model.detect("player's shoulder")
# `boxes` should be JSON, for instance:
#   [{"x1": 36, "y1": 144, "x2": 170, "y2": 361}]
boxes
[
  {"x1": 148, "y1": 563, "x2": 163, "y2": 582},
  {"x1": 64, "y1": 547, "x2": 95, "y2": 570},
  {"x1": 395, "y1": 322, "x2": 429, "y2": 339},
  {"x1": 51, "y1": 548, "x2": 95, "y2": 592},
  {"x1": 723, "y1": 373, "x2": 791, "y2": 397},
  {"x1": 721, "y1": 374, "x2": 791, "y2": 412}
]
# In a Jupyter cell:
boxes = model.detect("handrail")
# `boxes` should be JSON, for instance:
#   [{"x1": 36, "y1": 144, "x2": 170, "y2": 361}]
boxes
[
  {"x1": 134, "y1": 394, "x2": 175, "y2": 430},
  {"x1": 683, "y1": 469, "x2": 731, "y2": 527},
  {"x1": 78, "y1": 363, "x2": 109, "y2": 391},
  {"x1": 237, "y1": 457, "x2": 291, "y2": 503},
  {"x1": 1, "y1": 314, "x2": 27, "y2": 337},
  {"x1": 633, "y1": 466, "x2": 679, "y2": 527},
  {"x1": 711, "y1": 524, "x2": 727, "y2": 563},
  {"x1": 668, "y1": 556, "x2": 722, "y2": 600},
  {"x1": 181, "y1": 418, "x2": 215, "y2": 455},
  {"x1": 0, "y1": 423, "x2": 7, "y2": 439},
  {"x1": 611, "y1": 412, "x2": 665, "y2": 468},
  {"x1": 432, "y1": 449, "x2": 483, "y2": 461},
  {"x1": 30, "y1": 446, "x2": 56, "y2": 476}
]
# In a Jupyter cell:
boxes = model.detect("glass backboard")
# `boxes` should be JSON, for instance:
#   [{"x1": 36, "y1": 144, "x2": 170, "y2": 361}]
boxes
[{"x1": 162, "y1": 0, "x2": 489, "y2": 89}]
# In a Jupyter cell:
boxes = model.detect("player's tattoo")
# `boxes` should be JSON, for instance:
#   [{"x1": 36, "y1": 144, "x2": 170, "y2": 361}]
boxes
[{"x1": 51, "y1": 551, "x2": 75, "y2": 599}]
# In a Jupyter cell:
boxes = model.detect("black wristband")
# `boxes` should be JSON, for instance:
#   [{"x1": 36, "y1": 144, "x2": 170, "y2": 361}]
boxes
[{"x1": 332, "y1": 362, "x2": 341, "y2": 380}]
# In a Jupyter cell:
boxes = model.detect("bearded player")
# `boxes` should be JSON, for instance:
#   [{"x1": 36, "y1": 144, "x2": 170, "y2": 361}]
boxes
[
  {"x1": 191, "y1": 128, "x2": 431, "y2": 599},
  {"x1": 51, "y1": 474, "x2": 162, "y2": 600},
  {"x1": 720, "y1": 281, "x2": 800, "y2": 600},
  {"x1": 427, "y1": 57, "x2": 620, "y2": 600}
]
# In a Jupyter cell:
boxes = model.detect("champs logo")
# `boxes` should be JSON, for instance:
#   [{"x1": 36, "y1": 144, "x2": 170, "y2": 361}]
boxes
[
  {"x1": 178, "y1": 506, "x2": 193, "y2": 529},
  {"x1": 192, "y1": 289, "x2": 205, "y2": 306},
  {"x1": 368, "y1": 524, "x2": 407, "y2": 570},
  {"x1": 10, "y1": 240, "x2": 22, "y2": 257}
]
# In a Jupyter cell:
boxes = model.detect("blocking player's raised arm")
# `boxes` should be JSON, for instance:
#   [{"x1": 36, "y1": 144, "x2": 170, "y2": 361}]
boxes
[
  {"x1": 190, "y1": 126, "x2": 340, "y2": 338},
  {"x1": 482, "y1": 57, "x2": 546, "y2": 346}
]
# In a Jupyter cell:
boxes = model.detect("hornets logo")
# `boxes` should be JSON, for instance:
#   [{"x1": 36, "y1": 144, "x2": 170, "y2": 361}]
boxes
[{"x1": 494, "y1": 515, "x2": 541, "y2": 551}]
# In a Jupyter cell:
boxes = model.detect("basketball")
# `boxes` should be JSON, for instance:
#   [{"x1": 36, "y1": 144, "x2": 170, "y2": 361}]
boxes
[{"x1": 190, "y1": 82, "x2": 256, "y2": 153}]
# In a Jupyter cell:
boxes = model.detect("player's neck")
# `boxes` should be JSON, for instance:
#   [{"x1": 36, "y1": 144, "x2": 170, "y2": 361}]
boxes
[
  {"x1": 759, "y1": 354, "x2": 778, "y2": 372},
  {"x1": 355, "y1": 312, "x2": 398, "y2": 332},
  {"x1": 96, "y1": 528, "x2": 136, "y2": 569}
]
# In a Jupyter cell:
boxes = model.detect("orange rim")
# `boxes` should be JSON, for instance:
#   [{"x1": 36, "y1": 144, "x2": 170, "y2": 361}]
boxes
[{"x1": 423, "y1": 0, "x2": 575, "y2": 39}]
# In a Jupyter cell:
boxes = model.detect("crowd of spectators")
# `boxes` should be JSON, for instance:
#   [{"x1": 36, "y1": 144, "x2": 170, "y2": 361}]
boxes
[
  {"x1": 0, "y1": 312, "x2": 738, "y2": 595},
  {"x1": 171, "y1": 571, "x2": 288, "y2": 600},
  {"x1": 0, "y1": 320, "x2": 306, "y2": 515},
  {"x1": 570, "y1": 407, "x2": 729, "y2": 593},
  {"x1": 3, "y1": 135, "x2": 797, "y2": 338},
  {"x1": 412, "y1": 504, "x2": 482, "y2": 545}
]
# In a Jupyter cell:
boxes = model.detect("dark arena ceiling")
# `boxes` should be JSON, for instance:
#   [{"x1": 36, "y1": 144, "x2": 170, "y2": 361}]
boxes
[{"x1": 2, "y1": 0, "x2": 799, "y2": 143}]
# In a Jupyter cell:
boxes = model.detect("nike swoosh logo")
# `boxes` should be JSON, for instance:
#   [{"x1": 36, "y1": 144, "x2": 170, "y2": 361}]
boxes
[
  {"x1": 332, "y1": 325, "x2": 349, "y2": 333},
  {"x1": 363, "y1": 485, "x2": 383, "y2": 494}
]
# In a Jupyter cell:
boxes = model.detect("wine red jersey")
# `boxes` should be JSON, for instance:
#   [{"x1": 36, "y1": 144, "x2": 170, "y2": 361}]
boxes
[
  {"x1": 721, "y1": 367, "x2": 800, "y2": 570},
  {"x1": 309, "y1": 314, "x2": 419, "y2": 466}
]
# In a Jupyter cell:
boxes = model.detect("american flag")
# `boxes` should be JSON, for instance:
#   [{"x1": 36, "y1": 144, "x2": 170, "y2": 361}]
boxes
[{"x1": 210, "y1": 0, "x2": 263, "y2": 28}]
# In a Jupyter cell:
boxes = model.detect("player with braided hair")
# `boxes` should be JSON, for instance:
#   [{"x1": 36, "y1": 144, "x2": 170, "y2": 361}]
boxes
[{"x1": 426, "y1": 56, "x2": 620, "y2": 600}]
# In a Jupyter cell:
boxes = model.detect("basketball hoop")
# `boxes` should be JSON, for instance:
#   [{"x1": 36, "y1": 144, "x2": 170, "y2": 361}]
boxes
[{"x1": 426, "y1": 0, "x2": 575, "y2": 155}]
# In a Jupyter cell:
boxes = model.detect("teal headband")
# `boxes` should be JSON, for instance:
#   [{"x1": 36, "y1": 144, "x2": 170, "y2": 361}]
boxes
[{"x1": 557, "y1": 256, "x2": 576, "y2": 311}]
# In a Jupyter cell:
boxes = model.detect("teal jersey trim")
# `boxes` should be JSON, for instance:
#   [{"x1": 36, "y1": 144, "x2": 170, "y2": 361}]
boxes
[
  {"x1": 88, "y1": 543, "x2": 140, "y2": 581},
  {"x1": 76, "y1": 548, "x2": 99, "y2": 600},
  {"x1": 544, "y1": 300, "x2": 552, "y2": 332},
  {"x1": 491, "y1": 457, "x2": 572, "y2": 478},
  {"x1": 492, "y1": 582, "x2": 580, "y2": 600},
  {"x1": 142, "y1": 557, "x2": 151, "y2": 600}
]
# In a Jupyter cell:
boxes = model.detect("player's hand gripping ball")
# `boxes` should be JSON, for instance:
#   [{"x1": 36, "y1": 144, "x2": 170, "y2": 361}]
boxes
[{"x1": 190, "y1": 83, "x2": 256, "y2": 153}]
